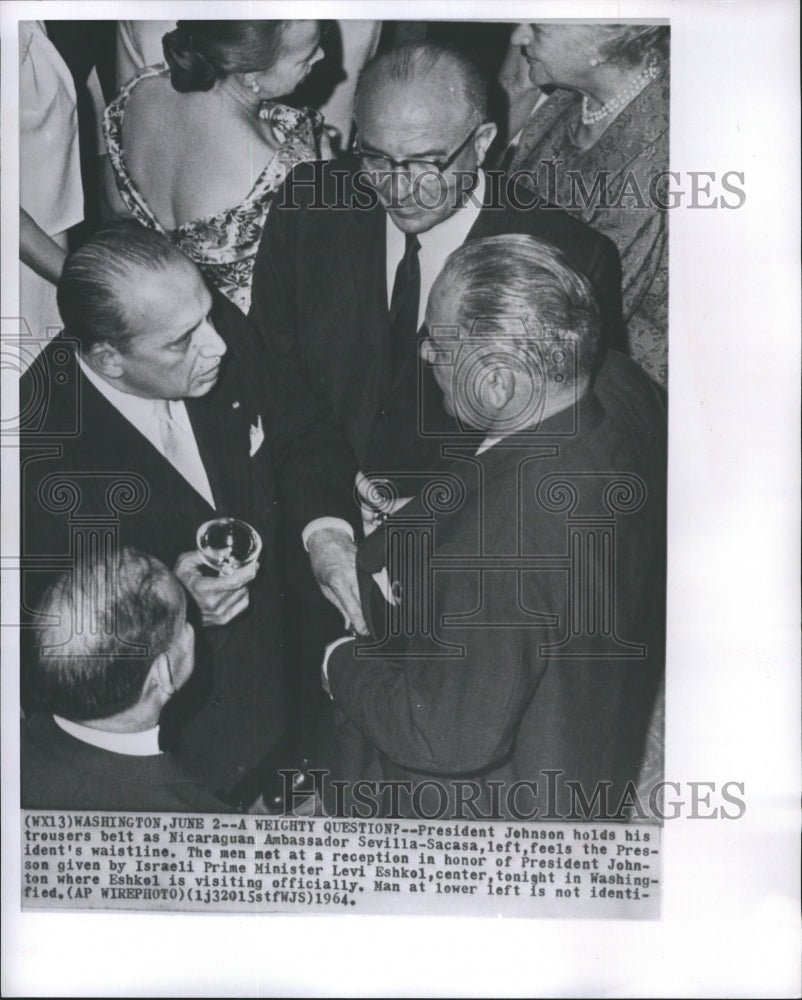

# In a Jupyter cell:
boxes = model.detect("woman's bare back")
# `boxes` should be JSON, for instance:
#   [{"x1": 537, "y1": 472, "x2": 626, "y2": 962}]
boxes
[{"x1": 121, "y1": 74, "x2": 279, "y2": 230}]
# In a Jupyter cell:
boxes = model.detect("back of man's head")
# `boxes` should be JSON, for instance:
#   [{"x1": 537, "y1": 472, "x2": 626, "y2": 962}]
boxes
[
  {"x1": 57, "y1": 222, "x2": 192, "y2": 355},
  {"x1": 354, "y1": 41, "x2": 488, "y2": 127},
  {"x1": 29, "y1": 546, "x2": 185, "y2": 722},
  {"x1": 434, "y1": 234, "x2": 602, "y2": 389}
]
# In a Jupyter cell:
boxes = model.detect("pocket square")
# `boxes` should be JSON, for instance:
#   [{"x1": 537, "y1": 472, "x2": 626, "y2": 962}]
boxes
[{"x1": 249, "y1": 416, "x2": 265, "y2": 457}]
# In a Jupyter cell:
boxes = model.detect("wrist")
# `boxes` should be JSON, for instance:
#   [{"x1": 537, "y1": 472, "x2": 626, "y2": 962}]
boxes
[{"x1": 303, "y1": 517, "x2": 355, "y2": 551}]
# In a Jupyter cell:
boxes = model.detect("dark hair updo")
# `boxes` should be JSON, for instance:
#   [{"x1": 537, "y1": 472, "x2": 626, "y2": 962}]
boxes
[{"x1": 162, "y1": 20, "x2": 288, "y2": 93}]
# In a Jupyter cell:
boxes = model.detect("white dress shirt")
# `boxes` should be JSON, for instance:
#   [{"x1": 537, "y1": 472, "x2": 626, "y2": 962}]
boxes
[
  {"x1": 385, "y1": 171, "x2": 486, "y2": 330},
  {"x1": 476, "y1": 437, "x2": 501, "y2": 455},
  {"x1": 54, "y1": 715, "x2": 161, "y2": 756},
  {"x1": 306, "y1": 173, "x2": 487, "y2": 551},
  {"x1": 77, "y1": 356, "x2": 215, "y2": 507}
]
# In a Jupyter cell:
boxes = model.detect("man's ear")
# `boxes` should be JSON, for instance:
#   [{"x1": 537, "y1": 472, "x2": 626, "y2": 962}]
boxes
[
  {"x1": 483, "y1": 362, "x2": 516, "y2": 410},
  {"x1": 474, "y1": 121, "x2": 499, "y2": 167},
  {"x1": 143, "y1": 652, "x2": 174, "y2": 701},
  {"x1": 86, "y1": 340, "x2": 125, "y2": 380}
]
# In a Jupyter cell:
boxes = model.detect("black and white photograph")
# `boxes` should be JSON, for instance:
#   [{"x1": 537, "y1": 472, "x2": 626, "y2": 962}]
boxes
[{"x1": 1, "y1": 0, "x2": 799, "y2": 996}]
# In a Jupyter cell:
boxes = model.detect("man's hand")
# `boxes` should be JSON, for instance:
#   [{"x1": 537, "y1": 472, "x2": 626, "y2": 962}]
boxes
[
  {"x1": 306, "y1": 527, "x2": 367, "y2": 635},
  {"x1": 173, "y1": 550, "x2": 258, "y2": 627}
]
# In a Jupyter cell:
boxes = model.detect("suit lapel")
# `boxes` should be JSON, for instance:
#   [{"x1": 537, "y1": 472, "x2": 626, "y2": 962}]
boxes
[
  {"x1": 73, "y1": 356, "x2": 219, "y2": 515},
  {"x1": 186, "y1": 358, "x2": 251, "y2": 517}
]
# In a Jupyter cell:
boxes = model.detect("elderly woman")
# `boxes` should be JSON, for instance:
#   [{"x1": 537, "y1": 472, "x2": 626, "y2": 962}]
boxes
[
  {"x1": 504, "y1": 24, "x2": 669, "y2": 386},
  {"x1": 103, "y1": 20, "x2": 326, "y2": 312}
]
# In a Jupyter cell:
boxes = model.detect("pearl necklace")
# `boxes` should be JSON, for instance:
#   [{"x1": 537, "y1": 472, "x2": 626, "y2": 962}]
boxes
[{"x1": 581, "y1": 63, "x2": 660, "y2": 126}]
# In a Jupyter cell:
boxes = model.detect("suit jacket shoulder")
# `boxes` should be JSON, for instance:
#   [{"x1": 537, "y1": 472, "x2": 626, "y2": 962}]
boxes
[
  {"x1": 21, "y1": 714, "x2": 228, "y2": 812},
  {"x1": 474, "y1": 175, "x2": 625, "y2": 352}
]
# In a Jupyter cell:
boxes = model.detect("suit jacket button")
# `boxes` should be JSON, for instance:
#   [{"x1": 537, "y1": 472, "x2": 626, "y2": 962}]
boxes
[
  {"x1": 211, "y1": 697, "x2": 222, "y2": 708},
  {"x1": 379, "y1": 409, "x2": 389, "y2": 421}
]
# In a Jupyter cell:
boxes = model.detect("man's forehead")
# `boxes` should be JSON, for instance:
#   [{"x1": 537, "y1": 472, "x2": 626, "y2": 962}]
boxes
[
  {"x1": 359, "y1": 77, "x2": 471, "y2": 135},
  {"x1": 118, "y1": 260, "x2": 205, "y2": 331}
]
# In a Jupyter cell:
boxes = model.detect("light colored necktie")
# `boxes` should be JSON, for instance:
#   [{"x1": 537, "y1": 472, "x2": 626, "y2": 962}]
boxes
[{"x1": 155, "y1": 399, "x2": 215, "y2": 507}]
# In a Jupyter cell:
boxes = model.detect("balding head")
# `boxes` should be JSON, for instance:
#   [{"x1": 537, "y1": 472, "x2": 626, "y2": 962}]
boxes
[
  {"x1": 57, "y1": 222, "x2": 227, "y2": 401},
  {"x1": 423, "y1": 235, "x2": 601, "y2": 433},
  {"x1": 30, "y1": 546, "x2": 193, "y2": 723},
  {"x1": 57, "y1": 222, "x2": 197, "y2": 355},
  {"x1": 353, "y1": 43, "x2": 497, "y2": 234},
  {"x1": 354, "y1": 42, "x2": 488, "y2": 128}
]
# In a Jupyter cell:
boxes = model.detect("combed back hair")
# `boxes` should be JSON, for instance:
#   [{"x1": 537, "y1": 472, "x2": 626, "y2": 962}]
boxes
[
  {"x1": 433, "y1": 235, "x2": 602, "y2": 386},
  {"x1": 29, "y1": 547, "x2": 185, "y2": 722},
  {"x1": 354, "y1": 42, "x2": 488, "y2": 127},
  {"x1": 599, "y1": 25, "x2": 669, "y2": 67},
  {"x1": 56, "y1": 221, "x2": 193, "y2": 354},
  {"x1": 162, "y1": 20, "x2": 289, "y2": 92}
]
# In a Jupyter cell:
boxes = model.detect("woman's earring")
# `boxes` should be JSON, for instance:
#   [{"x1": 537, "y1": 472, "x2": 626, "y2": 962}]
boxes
[
  {"x1": 245, "y1": 73, "x2": 261, "y2": 94},
  {"x1": 589, "y1": 57, "x2": 600, "y2": 68}
]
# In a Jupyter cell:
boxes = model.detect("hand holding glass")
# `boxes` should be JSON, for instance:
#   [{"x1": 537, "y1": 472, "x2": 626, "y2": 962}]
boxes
[{"x1": 196, "y1": 517, "x2": 262, "y2": 576}]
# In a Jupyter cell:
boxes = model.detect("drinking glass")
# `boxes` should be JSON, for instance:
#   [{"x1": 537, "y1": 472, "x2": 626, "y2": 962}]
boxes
[{"x1": 196, "y1": 517, "x2": 262, "y2": 575}]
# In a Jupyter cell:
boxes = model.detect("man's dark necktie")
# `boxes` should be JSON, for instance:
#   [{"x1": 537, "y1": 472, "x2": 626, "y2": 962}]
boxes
[{"x1": 388, "y1": 233, "x2": 421, "y2": 376}]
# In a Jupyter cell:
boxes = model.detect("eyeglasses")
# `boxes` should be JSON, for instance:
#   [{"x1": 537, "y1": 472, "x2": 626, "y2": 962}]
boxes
[{"x1": 355, "y1": 125, "x2": 480, "y2": 177}]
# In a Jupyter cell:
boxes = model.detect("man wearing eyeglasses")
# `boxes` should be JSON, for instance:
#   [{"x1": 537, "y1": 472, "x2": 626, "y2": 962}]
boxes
[{"x1": 249, "y1": 42, "x2": 625, "y2": 717}]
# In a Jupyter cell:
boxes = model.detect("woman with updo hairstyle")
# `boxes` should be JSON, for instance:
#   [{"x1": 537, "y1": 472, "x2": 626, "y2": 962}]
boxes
[
  {"x1": 103, "y1": 20, "x2": 326, "y2": 312},
  {"x1": 501, "y1": 23, "x2": 670, "y2": 386}
]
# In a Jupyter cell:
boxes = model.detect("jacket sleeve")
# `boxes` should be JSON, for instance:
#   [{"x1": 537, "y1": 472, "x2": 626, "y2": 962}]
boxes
[{"x1": 327, "y1": 557, "x2": 550, "y2": 776}]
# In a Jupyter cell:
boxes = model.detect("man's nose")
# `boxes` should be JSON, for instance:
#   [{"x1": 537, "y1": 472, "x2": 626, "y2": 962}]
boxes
[
  {"x1": 510, "y1": 23, "x2": 533, "y2": 49},
  {"x1": 199, "y1": 321, "x2": 227, "y2": 358},
  {"x1": 391, "y1": 167, "x2": 415, "y2": 199}
]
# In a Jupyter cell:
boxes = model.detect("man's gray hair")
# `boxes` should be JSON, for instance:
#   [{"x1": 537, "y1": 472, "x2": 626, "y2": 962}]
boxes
[
  {"x1": 29, "y1": 547, "x2": 185, "y2": 722},
  {"x1": 433, "y1": 234, "x2": 602, "y2": 386},
  {"x1": 354, "y1": 42, "x2": 488, "y2": 126},
  {"x1": 56, "y1": 221, "x2": 195, "y2": 354}
]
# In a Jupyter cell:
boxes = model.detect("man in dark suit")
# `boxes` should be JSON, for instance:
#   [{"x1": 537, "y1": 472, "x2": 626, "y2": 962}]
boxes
[
  {"x1": 19, "y1": 223, "x2": 353, "y2": 808},
  {"x1": 22, "y1": 546, "x2": 227, "y2": 812},
  {"x1": 252, "y1": 42, "x2": 624, "y2": 476},
  {"x1": 249, "y1": 41, "x2": 626, "y2": 711},
  {"x1": 323, "y1": 235, "x2": 666, "y2": 821}
]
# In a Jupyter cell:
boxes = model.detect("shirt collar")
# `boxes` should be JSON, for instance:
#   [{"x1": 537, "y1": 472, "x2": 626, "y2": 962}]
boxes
[
  {"x1": 476, "y1": 437, "x2": 501, "y2": 455},
  {"x1": 77, "y1": 354, "x2": 162, "y2": 425},
  {"x1": 76, "y1": 354, "x2": 188, "y2": 430},
  {"x1": 53, "y1": 715, "x2": 162, "y2": 756},
  {"x1": 475, "y1": 384, "x2": 604, "y2": 456}
]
